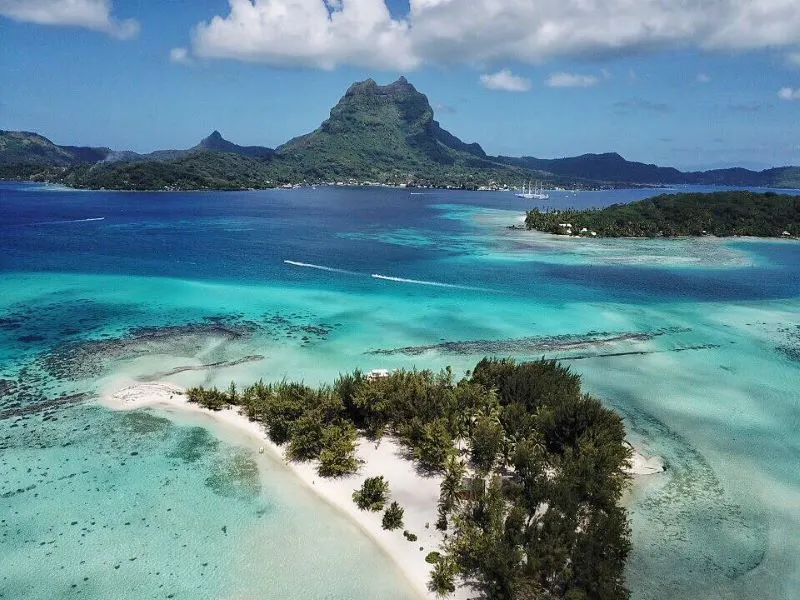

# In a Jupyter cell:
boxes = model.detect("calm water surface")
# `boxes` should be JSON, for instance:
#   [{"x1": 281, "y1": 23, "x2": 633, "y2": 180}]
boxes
[{"x1": 1, "y1": 182, "x2": 798, "y2": 599}]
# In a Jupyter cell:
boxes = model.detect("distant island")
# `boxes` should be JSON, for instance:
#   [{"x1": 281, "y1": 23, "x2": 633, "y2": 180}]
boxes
[
  {"x1": 524, "y1": 191, "x2": 800, "y2": 238},
  {"x1": 3, "y1": 77, "x2": 800, "y2": 191}
]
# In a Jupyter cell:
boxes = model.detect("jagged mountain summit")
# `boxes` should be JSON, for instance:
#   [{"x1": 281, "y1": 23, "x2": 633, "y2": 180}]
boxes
[
  {"x1": 278, "y1": 77, "x2": 491, "y2": 179},
  {"x1": 196, "y1": 131, "x2": 274, "y2": 159}
]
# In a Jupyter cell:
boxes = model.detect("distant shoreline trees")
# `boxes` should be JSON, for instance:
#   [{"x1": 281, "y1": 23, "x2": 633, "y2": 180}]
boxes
[{"x1": 525, "y1": 191, "x2": 800, "y2": 238}]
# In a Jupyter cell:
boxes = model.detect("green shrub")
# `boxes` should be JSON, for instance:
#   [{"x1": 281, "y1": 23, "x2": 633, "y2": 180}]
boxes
[
  {"x1": 425, "y1": 551, "x2": 441, "y2": 564},
  {"x1": 352, "y1": 476, "x2": 389, "y2": 511},
  {"x1": 382, "y1": 501, "x2": 404, "y2": 530}
]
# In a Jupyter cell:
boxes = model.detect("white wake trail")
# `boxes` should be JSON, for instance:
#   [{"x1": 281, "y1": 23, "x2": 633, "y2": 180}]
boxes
[
  {"x1": 283, "y1": 260, "x2": 362, "y2": 276},
  {"x1": 370, "y1": 274, "x2": 489, "y2": 292},
  {"x1": 29, "y1": 217, "x2": 105, "y2": 226}
]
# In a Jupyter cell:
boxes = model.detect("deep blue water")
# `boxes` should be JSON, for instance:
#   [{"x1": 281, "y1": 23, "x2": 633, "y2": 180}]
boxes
[{"x1": 2, "y1": 183, "x2": 799, "y2": 302}]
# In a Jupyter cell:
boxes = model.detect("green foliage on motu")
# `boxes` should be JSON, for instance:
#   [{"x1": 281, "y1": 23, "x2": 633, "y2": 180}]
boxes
[
  {"x1": 525, "y1": 191, "x2": 800, "y2": 238},
  {"x1": 469, "y1": 415, "x2": 505, "y2": 474},
  {"x1": 428, "y1": 556, "x2": 458, "y2": 597},
  {"x1": 434, "y1": 358, "x2": 632, "y2": 600},
  {"x1": 353, "y1": 476, "x2": 390, "y2": 512},
  {"x1": 317, "y1": 423, "x2": 360, "y2": 478},
  {"x1": 382, "y1": 501, "x2": 405, "y2": 530},
  {"x1": 186, "y1": 385, "x2": 230, "y2": 411},
  {"x1": 187, "y1": 357, "x2": 633, "y2": 600}
]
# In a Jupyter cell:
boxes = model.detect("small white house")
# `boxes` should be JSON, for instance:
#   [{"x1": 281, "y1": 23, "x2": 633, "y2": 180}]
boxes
[{"x1": 367, "y1": 369, "x2": 390, "y2": 380}]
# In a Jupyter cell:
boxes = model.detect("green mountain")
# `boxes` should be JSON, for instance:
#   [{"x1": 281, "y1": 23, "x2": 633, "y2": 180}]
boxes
[
  {"x1": 500, "y1": 153, "x2": 686, "y2": 184},
  {"x1": 196, "y1": 130, "x2": 274, "y2": 159},
  {"x1": 0, "y1": 130, "x2": 108, "y2": 166},
  {"x1": 61, "y1": 149, "x2": 276, "y2": 191},
  {"x1": 276, "y1": 77, "x2": 495, "y2": 180},
  {"x1": 3, "y1": 77, "x2": 800, "y2": 190},
  {"x1": 500, "y1": 152, "x2": 800, "y2": 188}
]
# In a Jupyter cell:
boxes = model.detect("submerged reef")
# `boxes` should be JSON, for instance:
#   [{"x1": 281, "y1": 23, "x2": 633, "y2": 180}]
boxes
[{"x1": 368, "y1": 327, "x2": 693, "y2": 357}]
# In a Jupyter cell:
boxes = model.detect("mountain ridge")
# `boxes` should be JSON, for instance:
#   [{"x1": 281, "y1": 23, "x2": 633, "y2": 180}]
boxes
[{"x1": 2, "y1": 78, "x2": 800, "y2": 190}]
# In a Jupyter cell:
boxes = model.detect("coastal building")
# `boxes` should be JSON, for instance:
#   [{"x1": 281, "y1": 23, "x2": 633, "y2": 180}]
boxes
[{"x1": 367, "y1": 368, "x2": 390, "y2": 380}]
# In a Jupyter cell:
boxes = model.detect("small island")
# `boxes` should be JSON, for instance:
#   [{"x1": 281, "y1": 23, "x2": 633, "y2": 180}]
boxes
[
  {"x1": 167, "y1": 358, "x2": 632, "y2": 599},
  {"x1": 525, "y1": 191, "x2": 800, "y2": 238}
]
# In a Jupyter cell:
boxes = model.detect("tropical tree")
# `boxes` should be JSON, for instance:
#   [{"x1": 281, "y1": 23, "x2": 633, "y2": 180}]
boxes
[
  {"x1": 413, "y1": 419, "x2": 454, "y2": 472},
  {"x1": 437, "y1": 455, "x2": 466, "y2": 531},
  {"x1": 353, "y1": 476, "x2": 390, "y2": 511},
  {"x1": 469, "y1": 415, "x2": 505, "y2": 474},
  {"x1": 382, "y1": 501, "x2": 405, "y2": 530},
  {"x1": 317, "y1": 423, "x2": 360, "y2": 477},
  {"x1": 428, "y1": 557, "x2": 458, "y2": 597}
]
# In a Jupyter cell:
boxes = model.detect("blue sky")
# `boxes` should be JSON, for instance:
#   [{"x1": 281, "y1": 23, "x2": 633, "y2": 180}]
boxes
[{"x1": 2, "y1": 0, "x2": 800, "y2": 170}]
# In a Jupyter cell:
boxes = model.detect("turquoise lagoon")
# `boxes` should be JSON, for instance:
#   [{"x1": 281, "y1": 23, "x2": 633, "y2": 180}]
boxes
[{"x1": 0, "y1": 183, "x2": 798, "y2": 599}]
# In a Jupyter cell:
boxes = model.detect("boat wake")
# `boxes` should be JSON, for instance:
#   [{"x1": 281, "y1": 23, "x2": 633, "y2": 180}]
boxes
[
  {"x1": 283, "y1": 260, "x2": 362, "y2": 276},
  {"x1": 371, "y1": 273, "x2": 488, "y2": 292},
  {"x1": 284, "y1": 261, "x2": 491, "y2": 292},
  {"x1": 29, "y1": 217, "x2": 105, "y2": 226}
]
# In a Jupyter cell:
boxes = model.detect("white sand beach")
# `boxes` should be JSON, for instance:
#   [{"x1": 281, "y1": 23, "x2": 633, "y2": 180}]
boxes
[
  {"x1": 624, "y1": 441, "x2": 666, "y2": 476},
  {"x1": 100, "y1": 380, "x2": 466, "y2": 600},
  {"x1": 101, "y1": 381, "x2": 664, "y2": 600}
]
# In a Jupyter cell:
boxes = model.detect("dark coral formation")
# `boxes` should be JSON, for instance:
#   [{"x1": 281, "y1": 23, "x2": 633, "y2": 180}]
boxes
[{"x1": 367, "y1": 327, "x2": 691, "y2": 357}]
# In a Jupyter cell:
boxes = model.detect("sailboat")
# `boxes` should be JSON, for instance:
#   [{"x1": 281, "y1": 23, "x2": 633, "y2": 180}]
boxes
[{"x1": 515, "y1": 180, "x2": 549, "y2": 200}]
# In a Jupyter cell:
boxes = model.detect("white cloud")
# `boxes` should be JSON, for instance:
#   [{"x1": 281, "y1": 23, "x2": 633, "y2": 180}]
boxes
[
  {"x1": 697, "y1": 72, "x2": 711, "y2": 82},
  {"x1": 778, "y1": 87, "x2": 800, "y2": 100},
  {"x1": 0, "y1": 0, "x2": 138, "y2": 38},
  {"x1": 170, "y1": 47, "x2": 193, "y2": 65},
  {"x1": 479, "y1": 69, "x2": 531, "y2": 92},
  {"x1": 191, "y1": 0, "x2": 415, "y2": 70},
  {"x1": 546, "y1": 72, "x2": 599, "y2": 88},
  {"x1": 180, "y1": 0, "x2": 800, "y2": 70}
]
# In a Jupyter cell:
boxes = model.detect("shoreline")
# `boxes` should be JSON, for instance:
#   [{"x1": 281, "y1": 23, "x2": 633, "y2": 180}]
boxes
[
  {"x1": 100, "y1": 381, "x2": 664, "y2": 599},
  {"x1": 100, "y1": 381, "x2": 465, "y2": 600}
]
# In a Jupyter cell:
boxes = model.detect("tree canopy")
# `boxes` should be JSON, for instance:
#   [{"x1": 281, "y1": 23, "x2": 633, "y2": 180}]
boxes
[
  {"x1": 187, "y1": 358, "x2": 632, "y2": 599},
  {"x1": 525, "y1": 191, "x2": 800, "y2": 238}
]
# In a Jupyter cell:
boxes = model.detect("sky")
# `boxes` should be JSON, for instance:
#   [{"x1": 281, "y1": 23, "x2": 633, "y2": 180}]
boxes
[{"x1": 1, "y1": 0, "x2": 800, "y2": 170}]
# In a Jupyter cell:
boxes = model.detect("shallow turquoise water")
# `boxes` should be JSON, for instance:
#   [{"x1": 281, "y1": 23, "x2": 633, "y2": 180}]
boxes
[{"x1": 1, "y1": 183, "x2": 799, "y2": 599}]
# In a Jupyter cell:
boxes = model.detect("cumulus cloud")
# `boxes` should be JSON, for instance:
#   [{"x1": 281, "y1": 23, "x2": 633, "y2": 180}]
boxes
[
  {"x1": 191, "y1": 0, "x2": 415, "y2": 70},
  {"x1": 479, "y1": 69, "x2": 531, "y2": 92},
  {"x1": 0, "y1": 0, "x2": 138, "y2": 38},
  {"x1": 546, "y1": 72, "x2": 599, "y2": 88},
  {"x1": 778, "y1": 87, "x2": 800, "y2": 100},
  {"x1": 170, "y1": 47, "x2": 193, "y2": 65},
  {"x1": 180, "y1": 0, "x2": 800, "y2": 69},
  {"x1": 433, "y1": 103, "x2": 457, "y2": 114}
]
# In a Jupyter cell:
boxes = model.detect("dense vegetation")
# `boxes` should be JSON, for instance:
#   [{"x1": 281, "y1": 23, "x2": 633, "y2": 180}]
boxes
[
  {"x1": 525, "y1": 191, "x2": 800, "y2": 238},
  {"x1": 382, "y1": 501, "x2": 405, "y2": 530},
  {"x1": 59, "y1": 150, "x2": 278, "y2": 191},
  {"x1": 353, "y1": 476, "x2": 390, "y2": 511},
  {"x1": 0, "y1": 130, "x2": 108, "y2": 166},
  {"x1": 274, "y1": 77, "x2": 513, "y2": 186},
  {"x1": 187, "y1": 358, "x2": 632, "y2": 600}
]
